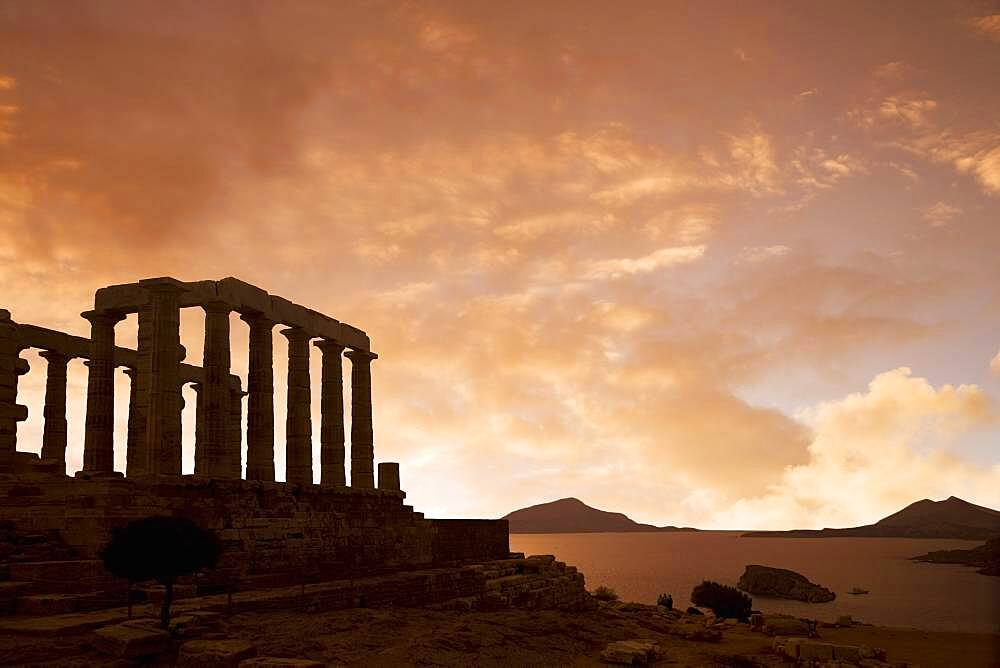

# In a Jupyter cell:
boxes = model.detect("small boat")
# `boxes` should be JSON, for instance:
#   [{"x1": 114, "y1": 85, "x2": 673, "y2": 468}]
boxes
[{"x1": 848, "y1": 587, "x2": 870, "y2": 595}]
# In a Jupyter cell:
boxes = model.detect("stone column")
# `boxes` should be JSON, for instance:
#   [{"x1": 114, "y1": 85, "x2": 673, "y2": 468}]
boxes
[
  {"x1": 127, "y1": 306, "x2": 152, "y2": 475},
  {"x1": 228, "y1": 379, "x2": 246, "y2": 479},
  {"x1": 281, "y1": 327, "x2": 312, "y2": 485},
  {"x1": 345, "y1": 349, "x2": 378, "y2": 489},
  {"x1": 39, "y1": 350, "x2": 71, "y2": 465},
  {"x1": 190, "y1": 382, "x2": 205, "y2": 472},
  {"x1": 140, "y1": 278, "x2": 186, "y2": 476},
  {"x1": 81, "y1": 310, "x2": 125, "y2": 473},
  {"x1": 241, "y1": 312, "x2": 275, "y2": 482},
  {"x1": 200, "y1": 301, "x2": 231, "y2": 477},
  {"x1": 0, "y1": 311, "x2": 27, "y2": 471},
  {"x1": 122, "y1": 367, "x2": 142, "y2": 476},
  {"x1": 314, "y1": 339, "x2": 346, "y2": 487},
  {"x1": 378, "y1": 462, "x2": 400, "y2": 492}
]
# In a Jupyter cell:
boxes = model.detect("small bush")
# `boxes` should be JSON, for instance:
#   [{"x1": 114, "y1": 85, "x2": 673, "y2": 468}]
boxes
[
  {"x1": 592, "y1": 585, "x2": 619, "y2": 602},
  {"x1": 657, "y1": 593, "x2": 673, "y2": 610},
  {"x1": 690, "y1": 580, "x2": 752, "y2": 621}
]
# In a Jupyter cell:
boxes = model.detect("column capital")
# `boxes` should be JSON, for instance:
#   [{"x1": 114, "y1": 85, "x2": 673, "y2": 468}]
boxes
[
  {"x1": 280, "y1": 327, "x2": 313, "y2": 343},
  {"x1": 202, "y1": 300, "x2": 232, "y2": 315},
  {"x1": 345, "y1": 348, "x2": 378, "y2": 362},
  {"x1": 313, "y1": 338, "x2": 346, "y2": 353},
  {"x1": 38, "y1": 350, "x2": 72, "y2": 365},
  {"x1": 239, "y1": 311, "x2": 275, "y2": 328},
  {"x1": 80, "y1": 310, "x2": 126, "y2": 326},
  {"x1": 121, "y1": 366, "x2": 137, "y2": 379}
]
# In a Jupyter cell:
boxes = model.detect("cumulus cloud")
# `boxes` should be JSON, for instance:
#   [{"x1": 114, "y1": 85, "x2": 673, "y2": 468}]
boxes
[{"x1": 709, "y1": 368, "x2": 999, "y2": 529}]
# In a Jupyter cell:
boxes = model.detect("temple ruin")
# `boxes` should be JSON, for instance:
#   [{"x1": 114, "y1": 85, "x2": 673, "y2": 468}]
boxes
[{"x1": 0, "y1": 277, "x2": 573, "y2": 617}]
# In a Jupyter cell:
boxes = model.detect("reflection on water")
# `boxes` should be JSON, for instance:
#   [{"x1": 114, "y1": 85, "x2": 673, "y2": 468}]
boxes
[{"x1": 511, "y1": 531, "x2": 1000, "y2": 633}]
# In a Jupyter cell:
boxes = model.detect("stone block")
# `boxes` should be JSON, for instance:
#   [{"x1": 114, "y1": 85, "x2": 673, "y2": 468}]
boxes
[
  {"x1": 178, "y1": 639, "x2": 257, "y2": 667},
  {"x1": 600, "y1": 639, "x2": 659, "y2": 665},
  {"x1": 93, "y1": 621, "x2": 171, "y2": 659},
  {"x1": 833, "y1": 644, "x2": 862, "y2": 662}
]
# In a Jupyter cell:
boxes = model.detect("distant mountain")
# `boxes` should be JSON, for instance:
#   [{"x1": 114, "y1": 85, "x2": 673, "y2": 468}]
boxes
[
  {"x1": 742, "y1": 497, "x2": 1000, "y2": 540},
  {"x1": 503, "y1": 497, "x2": 699, "y2": 534}
]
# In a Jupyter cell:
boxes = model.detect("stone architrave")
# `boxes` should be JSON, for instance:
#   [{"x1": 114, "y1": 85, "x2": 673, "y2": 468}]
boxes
[
  {"x1": 281, "y1": 327, "x2": 312, "y2": 485},
  {"x1": 81, "y1": 310, "x2": 125, "y2": 473},
  {"x1": 345, "y1": 349, "x2": 377, "y2": 489},
  {"x1": 39, "y1": 350, "x2": 71, "y2": 464},
  {"x1": 314, "y1": 339, "x2": 346, "y2": 487},
  {"x1": 241, "y1": 312, "x2": 275, "y2": 481}
]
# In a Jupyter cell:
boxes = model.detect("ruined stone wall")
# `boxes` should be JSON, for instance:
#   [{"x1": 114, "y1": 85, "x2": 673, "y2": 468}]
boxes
[
  {"x1": 0, "y1": 473, "x2": 509, "y2": 588},
  {"x1": 430, "y1": 519, "x2": 510, "y2": 565}
]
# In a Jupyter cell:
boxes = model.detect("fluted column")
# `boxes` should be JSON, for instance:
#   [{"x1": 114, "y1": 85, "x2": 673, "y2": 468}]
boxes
[
  {"x1": 241, "y1": 312, "x2": 275, "y2": 481},
  {"x1": 0, "y1": 310, "x2": 25, "y2": 470},
  {"x1": 82, "y1": 310, "x2": 125, "y2": 473},
  {"x1": 314, "y1": 339, "x2": 346, "y2": 487},
  {"x1": 228, "y1": 379, "x2": 246, "y2": 479},
  {"x1": 140, "y1": 278, "x2": 185, "y2": 476},
  {"x1": 123, "y1": 367, "x2": 141, "y2": 476},
  {"x1": 200, "y1": 301, "x2": 231, "y2": 477},
  {"x1": 39, "y1": 350, "x2": 71, "y2": 465},
  {"x1": 281, "y1": 327, "x2": 312, "y2": 485},
  {"x1": 345, "y1": 349, "x2": 377, "y2": 489}
]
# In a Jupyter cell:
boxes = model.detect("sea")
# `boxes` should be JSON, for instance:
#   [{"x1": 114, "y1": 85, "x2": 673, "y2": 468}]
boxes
[{"x1": 510, "y1": 531, "x2": 1000, "y2": 634}]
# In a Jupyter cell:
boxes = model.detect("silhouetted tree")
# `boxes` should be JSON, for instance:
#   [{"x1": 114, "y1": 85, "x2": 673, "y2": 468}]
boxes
[
  {"x1": 690, "y1": 580, "x2": 752, "y2": 621},
  {"x1": 100, "y1": 516, "x2": 221, "y2": 628}
]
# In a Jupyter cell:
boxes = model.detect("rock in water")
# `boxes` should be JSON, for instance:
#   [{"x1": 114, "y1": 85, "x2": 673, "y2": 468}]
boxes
[{"x1": 737, "y1": 565, "x2": 836, "y2": 602}]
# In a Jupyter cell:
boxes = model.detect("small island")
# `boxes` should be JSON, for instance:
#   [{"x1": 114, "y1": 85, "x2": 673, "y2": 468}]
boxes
[
  {"x1": 504, "y1": 497, "x2": 699, "y2": 534},
  {"x1": 742, "y1": 496, "x2": 1000, "y2": 540}
]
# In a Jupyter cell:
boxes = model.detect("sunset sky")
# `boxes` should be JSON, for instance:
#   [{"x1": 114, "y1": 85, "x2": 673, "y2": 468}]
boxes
[{"x1": 2, "y1": 1, "x2": 999, "y2": 529}]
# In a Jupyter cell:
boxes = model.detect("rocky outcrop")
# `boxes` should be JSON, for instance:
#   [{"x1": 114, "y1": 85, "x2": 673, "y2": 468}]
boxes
[
  {"x1": 911, "y1": 536, "x2": 1000, "y2": 576},
  {"x1": 737, "y1": 565, "x2": 835, "y2": 603}
]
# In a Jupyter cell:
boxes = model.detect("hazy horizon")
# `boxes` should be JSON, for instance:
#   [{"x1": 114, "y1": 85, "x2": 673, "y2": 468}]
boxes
[{"x1": 2, "y1": 2, "x2": 999, "y2": 530}]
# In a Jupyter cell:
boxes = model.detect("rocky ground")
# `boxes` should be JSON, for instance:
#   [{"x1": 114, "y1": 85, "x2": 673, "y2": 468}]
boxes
[{"x1": 0, "y1": 599, "x2": 997, "y2": 667}]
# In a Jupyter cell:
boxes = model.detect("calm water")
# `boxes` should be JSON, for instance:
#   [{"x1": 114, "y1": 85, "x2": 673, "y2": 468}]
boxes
[{"x1": 511, "y1": 531, "x2": 1000, "y2": 634}]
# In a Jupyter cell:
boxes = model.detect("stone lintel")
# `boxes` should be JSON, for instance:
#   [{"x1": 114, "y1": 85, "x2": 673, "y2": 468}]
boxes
[
  {"x1": 95, "y1": 277, "x2": 371, "y2": 351},
  {"x1": 13, "y1": 322, "x2": 205, "y2": 383}
]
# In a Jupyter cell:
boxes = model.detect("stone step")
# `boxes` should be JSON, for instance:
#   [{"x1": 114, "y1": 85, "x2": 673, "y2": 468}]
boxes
[{"x1": 7, "y1": 560, "x2": 122, "y2": 594}]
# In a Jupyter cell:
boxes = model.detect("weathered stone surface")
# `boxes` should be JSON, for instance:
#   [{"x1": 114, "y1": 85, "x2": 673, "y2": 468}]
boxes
[
  {"x1": 738, "y1": 564, "x2": 836, "y2": 602},
  {"x1": 178, "y1": 639, "x2": 257, "y2": 667},
  {"x1": 600, "y1": 639, "x2": 659, "y2": 664},
  {"x1": 93, "y1": 621, "x2": 171, "y2": 658}
]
